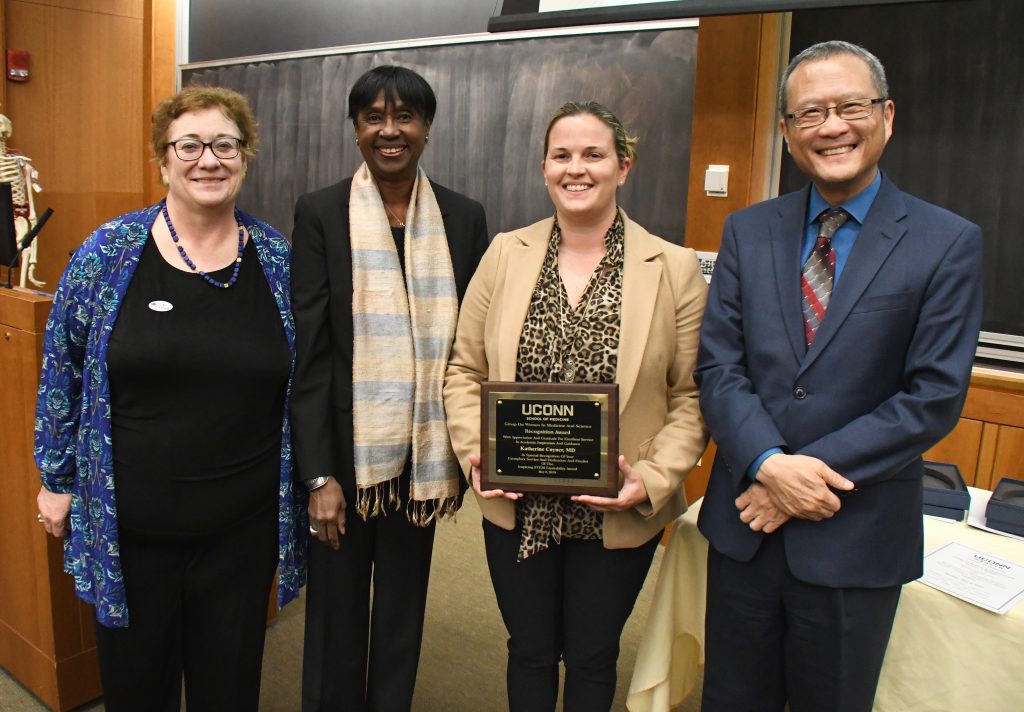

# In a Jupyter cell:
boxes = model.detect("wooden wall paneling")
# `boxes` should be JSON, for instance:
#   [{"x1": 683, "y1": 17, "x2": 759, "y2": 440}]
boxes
[
  {"x1": 11, "y1": 0, "x2": 140, "y2": 15},
  {"x1": 1, "y1": 0, "x2": 7, "y2": 112},
  {"x1": 748, "y1": 12, "x2": 788, "y2": 205},
  {"x1": 142, "y1": 0, "x2": 175, "y2": 205},
  {"x1": 43, "y1": 2, "x2": 143, "y2": 197},
  {"x1": 683, "y1": 12, "x2": 786, "y2": 253},
  {"x1": 4, "y1": 0, "x2": 144, "y2": 289}
]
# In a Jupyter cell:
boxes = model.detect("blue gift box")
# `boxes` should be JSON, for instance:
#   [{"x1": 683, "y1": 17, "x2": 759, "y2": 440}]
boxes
[
  {"x1": 923, "y1": 502, "x2": 968, "y2": 521},
  {"x1": 985, "y1": 478, "x2": 1024, "y2": 535},
  {"x1": 921, "y1": 461, "x2": 970, "y2": 519}
]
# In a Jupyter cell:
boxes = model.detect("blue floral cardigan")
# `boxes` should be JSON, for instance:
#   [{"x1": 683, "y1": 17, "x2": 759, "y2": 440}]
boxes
[{"x1": 34, "y1": 203, "x2": 308, "y2": 628}]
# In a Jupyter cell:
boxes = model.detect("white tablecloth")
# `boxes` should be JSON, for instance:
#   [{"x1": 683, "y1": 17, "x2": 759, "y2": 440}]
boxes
[{"x1": 626, "y1": 493, "x2": 1024, "y2": 712}]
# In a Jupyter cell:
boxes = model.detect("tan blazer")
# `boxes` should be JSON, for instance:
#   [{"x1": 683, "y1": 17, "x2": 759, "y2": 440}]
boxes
[{"x1": 444, "y1": 212, "x2": 709, "y2": 549}]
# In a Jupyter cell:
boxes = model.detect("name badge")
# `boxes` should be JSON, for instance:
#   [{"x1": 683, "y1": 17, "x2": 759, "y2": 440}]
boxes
[{"x1": 148, "y1": 300, "x2": 173, "y2": 312}]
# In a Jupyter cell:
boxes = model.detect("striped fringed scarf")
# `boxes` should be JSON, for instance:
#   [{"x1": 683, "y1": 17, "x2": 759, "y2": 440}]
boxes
[{"x1": 349, "y1": 163, "x2": 461, "y2": 525}]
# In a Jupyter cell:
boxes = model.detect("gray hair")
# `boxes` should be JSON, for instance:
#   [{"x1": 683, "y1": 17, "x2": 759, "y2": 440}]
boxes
[{"x1": 778, "y1": 40, "x2": 889, "y2": 114}]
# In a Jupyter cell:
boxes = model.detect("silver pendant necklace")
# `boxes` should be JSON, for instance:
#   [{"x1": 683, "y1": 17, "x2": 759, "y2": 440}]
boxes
[
  {"x1": 556, "y1": 271, "x2": 600, "y2": 383},
  {"x1": 383, "y1": 201, "x2": 405, "y2": 227}
]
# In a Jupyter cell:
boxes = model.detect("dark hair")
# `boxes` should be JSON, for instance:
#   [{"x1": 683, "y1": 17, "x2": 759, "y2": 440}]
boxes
[
  {"x1": 543, "y1": 100, "x2": 637, "y2": 164},
  {"x1": 778, "y1": 40, "x2": 889, "y2": 114},
  {"x1": 151, "y1": 85, "x2": 258, "y2": 164},
  {"x1": 348, "y1": 65, "x2": 437, "y2": 126}
]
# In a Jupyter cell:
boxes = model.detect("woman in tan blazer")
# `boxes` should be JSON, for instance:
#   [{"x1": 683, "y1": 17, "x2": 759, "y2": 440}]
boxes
[{"x1": 444, "y1": 101, "x2": 708, "y2": 712}]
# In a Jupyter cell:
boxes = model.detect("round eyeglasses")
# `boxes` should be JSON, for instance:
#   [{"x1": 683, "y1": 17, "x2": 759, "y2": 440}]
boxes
[
  {"x1": 784, "y1": 98, "x2": 886, "y2": 129},
  {"x1": 166, "y1": 136, "x2": 243, "y2": 161}
]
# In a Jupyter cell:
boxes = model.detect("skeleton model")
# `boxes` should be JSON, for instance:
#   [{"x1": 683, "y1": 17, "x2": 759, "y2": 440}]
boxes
[{"x1": 0, "y1": 114, "x2": 44, "y2": 287}]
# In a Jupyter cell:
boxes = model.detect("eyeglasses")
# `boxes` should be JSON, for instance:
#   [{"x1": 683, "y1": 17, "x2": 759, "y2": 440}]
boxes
[
  {"x1": 784, "y1": 98, "x2": 886, "y2": 128},
  {"x1": 166, "y1": 136, "x2": 243, "y2": 161}
]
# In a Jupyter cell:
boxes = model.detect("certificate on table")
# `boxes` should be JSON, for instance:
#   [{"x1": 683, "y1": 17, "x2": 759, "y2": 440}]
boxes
[{"x1": 920, "y1": 541, "x2": 1024, "y2": 614}]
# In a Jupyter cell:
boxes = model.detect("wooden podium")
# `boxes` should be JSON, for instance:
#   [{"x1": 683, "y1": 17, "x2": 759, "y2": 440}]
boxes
[{"x1": 0, "y1": 287, "x2": 102, "y2": 710}]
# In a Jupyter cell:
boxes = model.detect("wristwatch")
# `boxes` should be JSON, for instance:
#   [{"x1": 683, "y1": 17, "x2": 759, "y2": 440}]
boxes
[{"x1": 303, "y1": 475, "x2": 332, "y2": 492}]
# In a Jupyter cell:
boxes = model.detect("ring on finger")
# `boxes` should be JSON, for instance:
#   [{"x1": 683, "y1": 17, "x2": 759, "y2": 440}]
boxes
[
  {"x1": 36, "y1": 513, "x2": 45, "y2": 524},
  {"x1": 309, "y1": 524, "x2": 319, "y2": 535}
]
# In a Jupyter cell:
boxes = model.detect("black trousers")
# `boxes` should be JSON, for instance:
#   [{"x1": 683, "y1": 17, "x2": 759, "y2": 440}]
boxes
[
  {"x1": 702, "y1": 529, "x2": 902, "y2": 712},
  {"x1": 483, "y1": 518, "x2": 660, "y2": 712},
  {"x1": 92, "y1": 505, "x2": 279, "y2": 712},
  {"x1": 301, "y1": 492, "x2": 436, "y2": 712}
]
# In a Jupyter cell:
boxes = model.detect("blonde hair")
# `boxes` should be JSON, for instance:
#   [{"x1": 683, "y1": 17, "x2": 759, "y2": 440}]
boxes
[{"x1": 543, "y1": 100, "x2": 637, "y2": 164}]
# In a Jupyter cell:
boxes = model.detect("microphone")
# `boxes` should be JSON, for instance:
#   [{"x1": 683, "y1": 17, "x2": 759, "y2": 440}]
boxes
[
  {"x1": 17, "y1": 207, "x2": 53, "y2": 251},
  {"x1": 5, "y1": 207, "x2": 53, "y2": 289}
]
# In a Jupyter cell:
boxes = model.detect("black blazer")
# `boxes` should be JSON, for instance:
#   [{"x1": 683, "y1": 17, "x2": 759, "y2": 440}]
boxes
[{"x1": 290, "y1": 177, "x2": 489, "y2": 493}]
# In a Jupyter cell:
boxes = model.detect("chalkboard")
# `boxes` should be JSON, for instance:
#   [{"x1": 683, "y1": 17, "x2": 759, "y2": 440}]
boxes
[
  {"x1": 183, "y1": 27, "x2": 697, "y2": 245},
  {"x1": 188, "y1": 0, "x2": 495, "y2": 63},
  {"x1": 781, "y1": 0, "x2": 1023, "y2": 340}
]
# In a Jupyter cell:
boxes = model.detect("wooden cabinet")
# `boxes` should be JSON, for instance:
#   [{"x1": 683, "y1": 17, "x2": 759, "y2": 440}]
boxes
[
  {"x1": 0, "y1": 287, "x2": 101, "y2": 711},
  {"x1": 924, "y1": 368, "x2": 1024, "y2": 490},
  {"x1": 989, "y1": 425, "x2": 1024, "y2": 485},
  {"x1": 923, "y1": 418, "x2": 985, "y2": 484}
]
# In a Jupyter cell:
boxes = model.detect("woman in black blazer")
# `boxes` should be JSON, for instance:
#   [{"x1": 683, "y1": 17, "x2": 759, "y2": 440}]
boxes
[{"x1": 290, "y1": 66, "x2": 489, "y2": 711}]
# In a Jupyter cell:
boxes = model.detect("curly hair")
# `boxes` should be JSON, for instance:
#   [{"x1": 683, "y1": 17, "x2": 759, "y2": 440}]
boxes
[{"x1": 151, "y1": 85, "x2": 259, "y2": 164}]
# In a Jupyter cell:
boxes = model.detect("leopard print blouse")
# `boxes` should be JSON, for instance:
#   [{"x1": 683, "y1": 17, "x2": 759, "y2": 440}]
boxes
[{"x1": 513, "y1": 213, "x2": 625, "y2": 561}]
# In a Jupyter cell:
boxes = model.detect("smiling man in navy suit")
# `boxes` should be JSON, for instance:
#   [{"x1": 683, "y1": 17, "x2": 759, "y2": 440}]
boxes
[{"x1": 695, "y1": 41, "x2": 982, "y2": 712}]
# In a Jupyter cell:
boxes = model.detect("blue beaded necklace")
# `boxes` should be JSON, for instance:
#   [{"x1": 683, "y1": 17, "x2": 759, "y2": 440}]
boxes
[{"x1": 160, "y1": 199, "x2": 245, "y2": 289}]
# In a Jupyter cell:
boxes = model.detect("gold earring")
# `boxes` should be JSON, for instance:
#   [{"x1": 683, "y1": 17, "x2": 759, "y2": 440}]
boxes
[{"x1": 161, "y1": 174, "x2": 170, "y2": 186}]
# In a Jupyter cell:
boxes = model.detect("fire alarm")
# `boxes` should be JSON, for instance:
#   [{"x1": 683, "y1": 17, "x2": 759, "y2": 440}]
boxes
[{"x1": 7, "y1": 50, "x2": 29, "y2": 82}]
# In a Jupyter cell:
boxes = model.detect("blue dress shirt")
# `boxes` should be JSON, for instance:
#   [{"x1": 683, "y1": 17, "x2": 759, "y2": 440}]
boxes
[{"x1": 746, "y1": 171, "x2": 883, "y2": 480}]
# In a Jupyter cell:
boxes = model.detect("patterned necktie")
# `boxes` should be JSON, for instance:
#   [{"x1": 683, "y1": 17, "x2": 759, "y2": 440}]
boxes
[{"x1": 801, "y1": 208, "x2": 849, "y2": 347}]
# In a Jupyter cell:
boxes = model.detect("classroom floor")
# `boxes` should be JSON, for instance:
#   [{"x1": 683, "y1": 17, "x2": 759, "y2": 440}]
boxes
[{"x1": 0, "y1": 495, "x2": 701, "y2": 711}]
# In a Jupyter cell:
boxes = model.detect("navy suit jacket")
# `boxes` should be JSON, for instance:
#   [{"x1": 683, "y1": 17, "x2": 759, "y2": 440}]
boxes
[{"x1": 695, "y1": 175, "x2": 982, "y2": 588}]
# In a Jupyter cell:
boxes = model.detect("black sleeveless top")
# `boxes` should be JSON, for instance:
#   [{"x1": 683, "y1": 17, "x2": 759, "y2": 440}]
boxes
[{"x1": 107, "y1": 235, "x2": 290, "y2": 538}]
